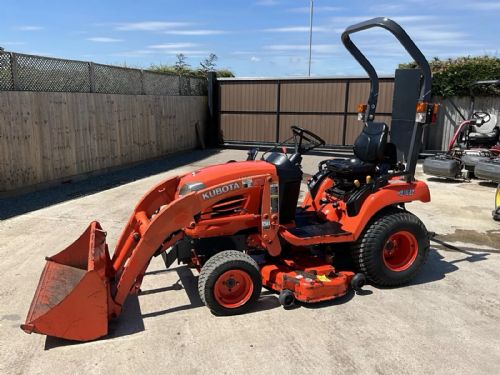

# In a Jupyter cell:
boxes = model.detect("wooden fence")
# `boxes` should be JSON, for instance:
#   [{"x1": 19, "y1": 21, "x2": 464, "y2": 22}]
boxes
[
  {"x1": 2, "y1": 74, "x2": 498, "y2": 195},
  {"x1": 0, "y1": 91, "x2": 207, "y2": 193}
]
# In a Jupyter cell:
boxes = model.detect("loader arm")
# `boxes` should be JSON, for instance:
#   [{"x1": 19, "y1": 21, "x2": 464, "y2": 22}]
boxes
[
  {"x1": 110, "y1": 173, "x2": 279, "y2": 309},
  {"x1": 110, "y1": 176, "x2": 201, "y2": 312}
]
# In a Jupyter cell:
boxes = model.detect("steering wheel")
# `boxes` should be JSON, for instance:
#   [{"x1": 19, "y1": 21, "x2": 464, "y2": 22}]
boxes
[
  {"x1": 472, "y1": 111, "x2": 491, "y2": 126},
  {"x1": 291, "y1": 126, "x2": 326, "y2": 154}
]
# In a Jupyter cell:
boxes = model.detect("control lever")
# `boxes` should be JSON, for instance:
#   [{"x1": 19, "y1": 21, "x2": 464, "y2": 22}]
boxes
[{"x1": 246, "y1": 148, "x2": 259, "y2": 161}]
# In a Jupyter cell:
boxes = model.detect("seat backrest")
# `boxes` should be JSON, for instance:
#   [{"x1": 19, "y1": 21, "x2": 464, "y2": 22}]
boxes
[
  {"x1": 383, "y1": 142, "x2": 398, "y2": 166},
  {"x1": 353, "y1": 122, "x2": 388, "y2": 163}
]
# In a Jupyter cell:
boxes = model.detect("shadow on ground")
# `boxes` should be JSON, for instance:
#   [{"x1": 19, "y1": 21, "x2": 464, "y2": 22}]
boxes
[
  {"x1": 427, "y1": 177, "x2": 499, "y2": 188},
  {"x1": 408, "y1": 236, "x2": 491, "y2": 285},
  {"x1": 426, "y1": 177, "x2": 466, "y2": 184},
  {"x1": 478, "y1": 181, "x2": 499, "y2": 188},
  {"x1": 1, "y1": 149, "x2": 220, "y2": 220},
  {"x1": 141, "y1": 266, "x2": 280, "y2": 318},
  {"x1": 409, "y1": 248, "x2": 460, "y2": 286},
  {"x1": 298, "y1": 289, "x2": 358, "y2": 310}
]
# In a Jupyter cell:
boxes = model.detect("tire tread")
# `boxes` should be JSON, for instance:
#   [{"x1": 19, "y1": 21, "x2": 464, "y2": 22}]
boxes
[
  {"x1": 351, "y1": 207, "x2": 430, "y2": 286},
  {"x1": 198, "y1": 250, "x2": 261, "y2": 314}
]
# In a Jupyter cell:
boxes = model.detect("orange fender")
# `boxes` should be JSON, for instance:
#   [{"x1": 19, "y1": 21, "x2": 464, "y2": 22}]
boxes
[{"x1": 341, "y1": 179, "x2": 430, "y2": 239}]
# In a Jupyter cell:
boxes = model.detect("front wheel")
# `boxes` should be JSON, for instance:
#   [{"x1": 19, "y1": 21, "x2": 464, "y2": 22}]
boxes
[
  {"x1": 351, "y1": 208, "x2": 430, "y2": 286},
  {"x1": 198, "y1": 250, "x2": 262, "y2": 315}
]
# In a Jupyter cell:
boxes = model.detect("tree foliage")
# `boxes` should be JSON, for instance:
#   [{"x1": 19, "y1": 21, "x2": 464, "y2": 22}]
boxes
[
  {"x1": 174, "y1": 53, "x2": 190, "y2": 74},
  {"x1": 199, "y1": 53, "x2": 218, "y2": 74},
  {"x1": 149, "y1": 53, "x2": 234, "y2": 78},
  {"x1": 399, "y1": 56, "x2": 500, "y2": 97}
]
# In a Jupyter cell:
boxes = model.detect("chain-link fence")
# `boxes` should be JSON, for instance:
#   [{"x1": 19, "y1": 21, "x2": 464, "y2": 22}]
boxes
[{"x1": 0, "y1": 51, "x2": 207, "y2": 96}]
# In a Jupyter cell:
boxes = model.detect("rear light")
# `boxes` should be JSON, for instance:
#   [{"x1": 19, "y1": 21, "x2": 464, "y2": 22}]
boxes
[
  {"x1": 415, "y1": 102, "x2": 427, "y2": 123},
  {"x1": 357, "y1": 104, "x2": 367, "y2": 121},
  {"x1": 416, "y1": 102, "x2": 427, "y2": 113},
  {"x1": 432, "y1": 103, "x2": 439, "y2": 123},
  {"x1": 415, "y1": 102, "x2": 439, "y2": 124}
]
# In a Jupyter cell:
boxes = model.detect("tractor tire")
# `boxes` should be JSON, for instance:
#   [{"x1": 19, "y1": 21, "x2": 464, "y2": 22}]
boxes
[
  {"x1": 351, "y1": 208, "x2": 430, "y2": 286},
  {"x1": 198, "y1": 250, "x2": 262, "y2": 316}
]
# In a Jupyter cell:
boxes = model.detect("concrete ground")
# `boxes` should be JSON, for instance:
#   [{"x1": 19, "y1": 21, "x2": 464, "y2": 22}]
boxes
[{"x1": 1, "y1": 149, "x2": 499, "y2": 375}]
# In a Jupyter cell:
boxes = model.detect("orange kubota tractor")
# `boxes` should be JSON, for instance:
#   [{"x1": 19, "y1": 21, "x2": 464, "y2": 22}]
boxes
[{"x1": 22, "y1": 18, "x2": 437, "y2": 341}]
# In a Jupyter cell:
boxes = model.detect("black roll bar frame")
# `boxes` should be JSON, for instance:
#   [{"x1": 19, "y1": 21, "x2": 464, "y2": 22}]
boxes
[{"x1": 341, "y1": 17, "x2": 433, "y2": 180}]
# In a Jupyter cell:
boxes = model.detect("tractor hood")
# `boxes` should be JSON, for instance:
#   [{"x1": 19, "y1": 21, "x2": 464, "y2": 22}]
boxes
[{"x1": 177, "y1": 160, "x2": 276, "y2": 197}]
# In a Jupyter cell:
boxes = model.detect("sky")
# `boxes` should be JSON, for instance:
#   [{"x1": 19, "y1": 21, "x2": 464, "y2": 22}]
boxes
[{"x1": 1, "y1": 0, "x2": 499, "y2": 77}]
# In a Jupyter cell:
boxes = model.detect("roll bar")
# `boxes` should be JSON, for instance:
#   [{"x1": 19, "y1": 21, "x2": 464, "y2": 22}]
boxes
[{"x1": 341, "y1": 17, "x2": 432, "y2": 121}]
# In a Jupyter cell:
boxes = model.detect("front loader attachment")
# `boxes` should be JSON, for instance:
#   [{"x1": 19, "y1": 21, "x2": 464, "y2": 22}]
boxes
[
  {"x1": 21, "y1": 222, "x2": 112, "y2": 341},
  {"x1": 21, "y1": 175, "x2": 206, "y2": 341},
  {"x1": 22, "y1": 173, "x2": 261, "y2": 341}
]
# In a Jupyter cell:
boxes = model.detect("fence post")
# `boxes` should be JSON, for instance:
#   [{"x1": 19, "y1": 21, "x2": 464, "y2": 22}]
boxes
[
  {"x1": 342, "y1": 80, "x2": 350, "y2": 146},
  {"x1": 275, "y1": 80, "x2": 281, "y2": 143},
  {"x1": 207, "y1": 71, "x2": 218, "y2": 147},
  {"x1": 10, "y1": 52, "x2": 19, "y2": 90},
  {"x1": 88, "y1": 62, "x2": 95, "y2": 93}
]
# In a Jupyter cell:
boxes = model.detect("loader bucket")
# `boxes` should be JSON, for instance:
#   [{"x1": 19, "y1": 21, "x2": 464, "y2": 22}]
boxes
[{"x1": 21, "y1": 221, "x2": 112, "y2": 341}]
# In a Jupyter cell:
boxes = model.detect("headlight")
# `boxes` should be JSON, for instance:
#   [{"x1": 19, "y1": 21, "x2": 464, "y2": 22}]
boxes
[{"x1": 179, "y1": 182, "x2": 206, "y2": 197}]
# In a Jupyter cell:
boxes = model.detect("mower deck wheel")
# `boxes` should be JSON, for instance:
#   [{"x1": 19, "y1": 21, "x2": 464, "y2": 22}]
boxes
[
  {"x1": 278, "y1": 289, "x2": 295, "y2": 308},
  {"x1": 351, "y1": 207, "x2": 430, "y2": 286},
  {"x1": 198, "y1": 250, "x2": 261, "y2": 316},
  {"x1": 350, "y1": 273, "x2": 366, "y2": 292}
]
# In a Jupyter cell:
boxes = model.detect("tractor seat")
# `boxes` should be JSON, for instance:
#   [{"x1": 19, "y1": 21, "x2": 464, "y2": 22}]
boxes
[
  {"x1": 326, "y1": 122, "x2": 388, "y2": 177},
  {"x1": 469, "y1": 129, "x2": 499, "y2": 142},
  {"x1": 326, "y1": 158, "x2": 376, "y2": 175}
]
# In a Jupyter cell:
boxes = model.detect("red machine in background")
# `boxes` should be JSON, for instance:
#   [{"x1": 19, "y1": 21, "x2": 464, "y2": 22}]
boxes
[{"x1": 423, "y1": 80, "x2": 500, "y2": 180}]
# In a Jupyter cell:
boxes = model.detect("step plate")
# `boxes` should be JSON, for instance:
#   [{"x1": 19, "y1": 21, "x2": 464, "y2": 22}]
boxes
[{"x1": 288, "y1": 221, "x2": 349, "y2": 238}]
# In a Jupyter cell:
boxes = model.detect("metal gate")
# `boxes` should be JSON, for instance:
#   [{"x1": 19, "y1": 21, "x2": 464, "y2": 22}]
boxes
[{"x1": 211, "y1": 76, "x2": 395, "y2": 149}]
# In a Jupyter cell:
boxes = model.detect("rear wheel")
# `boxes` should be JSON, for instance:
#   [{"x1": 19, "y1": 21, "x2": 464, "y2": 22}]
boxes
[
  {"x1": 351, "y1": 208, "x2": 429, "y2": 286},
  {"x1": 198, "y1": 250, "x2": 262, "y2": 315}
]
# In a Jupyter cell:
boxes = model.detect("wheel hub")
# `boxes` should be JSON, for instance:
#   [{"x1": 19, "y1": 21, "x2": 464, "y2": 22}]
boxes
[
  {"x1": 383, "y1": 231, "x2": 418, "y2": 272},
  {"x1": 223, "y1": 277, "x2": 237, "y2": 289},
  {"x1": 384, "y1": 240, "x2": 396, "y2": 256},
  {"x1": 214, "y1": 270, "x2": 254, "y2": 309}
]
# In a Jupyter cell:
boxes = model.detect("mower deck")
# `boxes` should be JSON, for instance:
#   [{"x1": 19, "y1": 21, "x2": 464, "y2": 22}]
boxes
[{"x1": 261, "y1": 256, "x2": 354, "y2": 303}]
